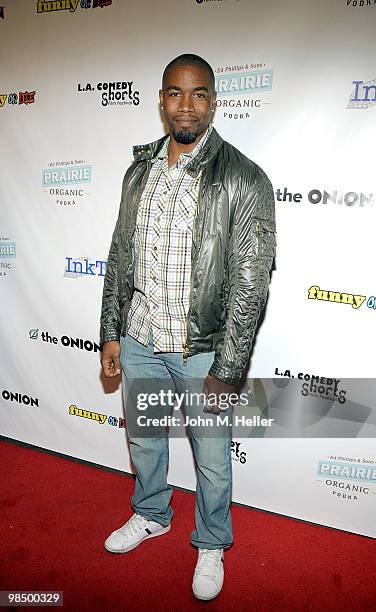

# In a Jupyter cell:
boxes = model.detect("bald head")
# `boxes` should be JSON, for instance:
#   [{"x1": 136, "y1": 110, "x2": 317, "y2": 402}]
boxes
[{"x1": 162, "y1": 53, "x2": 215, "y2": 93}]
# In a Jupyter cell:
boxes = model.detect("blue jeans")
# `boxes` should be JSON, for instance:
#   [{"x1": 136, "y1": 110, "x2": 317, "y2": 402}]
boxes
[{"x1": 120, "y1": 331, "x2": 233, "y2": 550}]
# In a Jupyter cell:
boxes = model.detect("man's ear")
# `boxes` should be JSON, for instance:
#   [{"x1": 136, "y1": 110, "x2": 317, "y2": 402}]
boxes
[{"x1": 159, "y1": 89, "x2": 164, "y2": 106}]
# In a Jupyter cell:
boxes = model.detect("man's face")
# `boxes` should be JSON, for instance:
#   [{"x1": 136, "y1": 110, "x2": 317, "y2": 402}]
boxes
[{"x1": 159, "y1": 63, "x2": 216, "y2": 145}]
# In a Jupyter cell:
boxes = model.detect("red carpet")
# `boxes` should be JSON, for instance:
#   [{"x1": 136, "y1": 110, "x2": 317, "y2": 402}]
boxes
[{"x1": 1, "y1": 439, "x2": 375, "y2": 611}]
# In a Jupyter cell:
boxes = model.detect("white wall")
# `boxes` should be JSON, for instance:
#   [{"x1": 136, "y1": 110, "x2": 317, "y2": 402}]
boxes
[{"x1": 1, "y1": 0, "x2": 375, "y2": 538}]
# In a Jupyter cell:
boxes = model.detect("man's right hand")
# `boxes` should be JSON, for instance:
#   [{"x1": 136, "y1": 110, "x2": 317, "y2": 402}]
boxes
[{"x1": 101, "y1": 340, "x2": 121, "y2": 377}]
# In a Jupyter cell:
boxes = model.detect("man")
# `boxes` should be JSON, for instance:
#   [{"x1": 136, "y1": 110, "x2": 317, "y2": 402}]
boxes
[{"x1": 100, "y1": 54, "x2": 276, "y2": 601}]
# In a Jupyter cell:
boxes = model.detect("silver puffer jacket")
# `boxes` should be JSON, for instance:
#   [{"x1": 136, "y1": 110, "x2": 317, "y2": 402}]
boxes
[{"x1": 100, "y1": 127, "x2": 276, "y2": 385}]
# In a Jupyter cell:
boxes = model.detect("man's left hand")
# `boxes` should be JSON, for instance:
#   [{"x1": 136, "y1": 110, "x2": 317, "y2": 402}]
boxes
[{"x1": 202, "y1": 374, "x2": 236, "y2": 414}]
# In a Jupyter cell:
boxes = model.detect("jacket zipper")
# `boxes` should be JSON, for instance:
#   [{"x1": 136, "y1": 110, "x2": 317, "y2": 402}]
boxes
[
  {"x1": 256, "y1": 221, "x2": 260, "y2": 252},
  {"x1": 121, "y1": 160, "x2": 151, "y2": 336},
  {"x1": 182, "y1": 174, "x2": 203, "y2": 365}
]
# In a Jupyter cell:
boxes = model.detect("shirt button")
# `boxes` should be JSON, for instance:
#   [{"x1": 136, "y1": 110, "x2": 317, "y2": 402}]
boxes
[{"x1": 153, "y1": 245, "x2": 157, "y2": 251}]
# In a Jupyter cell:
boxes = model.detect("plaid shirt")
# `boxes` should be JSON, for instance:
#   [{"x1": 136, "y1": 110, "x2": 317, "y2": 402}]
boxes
[{"x1": 126, "y1": 124, "x2": 213, "y2": 352}]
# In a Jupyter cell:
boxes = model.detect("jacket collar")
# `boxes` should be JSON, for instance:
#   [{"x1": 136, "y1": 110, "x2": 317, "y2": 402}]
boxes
[{"x1": 132, "y1": 126, "x2": 223, "y2": 177}]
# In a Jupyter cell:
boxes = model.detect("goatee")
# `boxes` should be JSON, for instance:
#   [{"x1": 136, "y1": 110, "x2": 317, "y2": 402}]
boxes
[{"x1": 172, "y1": 128, "x2": 198, "y2": 145}]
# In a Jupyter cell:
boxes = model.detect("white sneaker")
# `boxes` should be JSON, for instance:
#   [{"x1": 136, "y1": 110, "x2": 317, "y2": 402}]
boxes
[
  {"x1": 192, "y1": 548, "x2": 224, "y2": 600},
  {"x1": 104, "y1": 513, "x2": 171, "y2": 553}
]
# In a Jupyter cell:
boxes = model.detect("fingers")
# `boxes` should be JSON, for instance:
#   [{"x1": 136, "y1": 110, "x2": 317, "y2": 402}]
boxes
[
  {"x1": 112, "y1": 353, "x2": 121, "y2": 376},
  {"x1": 201, "y1": 375, "x2": 236, "y2": 413},
  {"x1": 101, "y1": 340, "x2": 121, "y2": 378},
  {"x1": 102, "y1": 358, "x2": 115, "y2": 377},
  {"x1": 201, "y1": 376, "x2": 220, "y2": 414},
  {"x1": 101, "y1": 354, "x2": 121, "y2": 378}
]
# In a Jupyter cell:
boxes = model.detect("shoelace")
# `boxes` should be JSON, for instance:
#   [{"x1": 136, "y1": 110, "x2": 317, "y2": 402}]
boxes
[
  {"x1": 195, "y1": 549, "x2": 222, "y2": 578},
  {"x1": 118, "y1": 514, "x2": 148, "y2": 537}
]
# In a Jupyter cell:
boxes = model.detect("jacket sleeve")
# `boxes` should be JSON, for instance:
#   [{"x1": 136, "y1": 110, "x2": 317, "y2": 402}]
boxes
[
  {"x1": 99, "y1": 178, "x2": 125, "y2": 346},
  {"x1": 208, "y1": 165, "x2": 276, "y2": 385}
]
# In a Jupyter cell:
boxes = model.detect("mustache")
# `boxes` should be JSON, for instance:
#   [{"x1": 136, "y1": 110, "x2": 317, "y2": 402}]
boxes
[{"x1": 173, "y1": 114, "x2": 199, "y2": 120}]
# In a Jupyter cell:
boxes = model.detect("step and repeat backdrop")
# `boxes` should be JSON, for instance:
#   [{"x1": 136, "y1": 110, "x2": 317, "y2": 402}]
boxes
[{"x1": 1, "y1": 0, "x2": 375, "y2": 538}]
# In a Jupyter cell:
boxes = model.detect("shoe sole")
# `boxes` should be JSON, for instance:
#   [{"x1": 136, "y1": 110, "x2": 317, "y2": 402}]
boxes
[{"x1": 104, "y1": 523, "x2": 171, "y2": 553}]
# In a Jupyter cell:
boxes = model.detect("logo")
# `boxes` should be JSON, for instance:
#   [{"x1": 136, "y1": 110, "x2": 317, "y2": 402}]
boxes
[
  {"x1": 2, "y1": 389, "x2": 39, "y2": 407},
  {"x1": 231, "y1": 440, "x2": 247, "y2": 464},
  {"x1": 347, "y1": 79, "x2": 376, "y2": 109},
  {"x1": 0, "y1": 238, "x2": 16, "y2": 277},
  {"x1": 0, "y1": 91, "x2": 36, "y2": 108},
  {"x1": 274, "y1": 369, "x2": 347, "y2": 404},
  {"x1": 214, "y1": 62, "x2": 273, "y2": 120},
  {"x1": 216, "y1": 68, "x2": 272, "y2": 95},
  {"x1": 317, "y1": 457, "x2": 376, "y2": 502},
  {"x1": 69, "y1": 404, "x2": 125, "y2": 428},
  {"x1": 275, "y1": 186, "x2": 375, "y2": 207},
  {"x1": 42, "y1": 159, "x2": 92, "y2": 206},
  {"x1": 77, "y1": 81, "x2": 140, "y2": 108},
  {"x1": 346, "y1": 0, "x2": 376, "y2": 6},
  {"x1": 300, "y1": 376, "x2": 346, "y2": 404},
  {"x1": 0, "y1": 240, "x2": 16, "y2": 257},
  {"x1": 29, "y1": 329, "x2": 100, "y2": 352},
  {"x1": 307, "y1": 285, "x2": 376, "y2": 313},
  {"x1": 308, "y1": 285, "x2": 366, "y2": 309},
  {"x1": 64, "y1": 257, "x2": 107, "y2": 278},
  {"x1": 37, "y1": 0, "x2": 112, "y2": 14}
]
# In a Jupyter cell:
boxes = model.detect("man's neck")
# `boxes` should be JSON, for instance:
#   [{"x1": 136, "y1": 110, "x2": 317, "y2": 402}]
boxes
[{"x1": 167, "y1": 129, "x2": 207, "y2": 168}]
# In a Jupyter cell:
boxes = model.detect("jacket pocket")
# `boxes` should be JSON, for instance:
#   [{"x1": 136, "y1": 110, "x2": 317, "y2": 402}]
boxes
[{"x1": 253, "y1": 217, "x2": 276, "y2": 257}]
